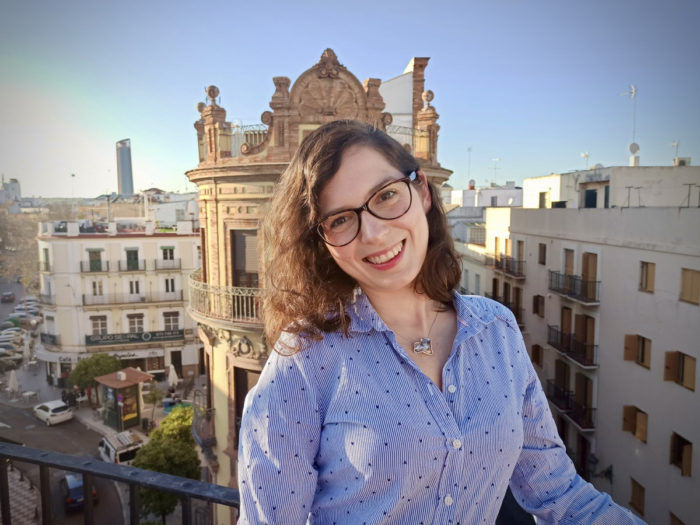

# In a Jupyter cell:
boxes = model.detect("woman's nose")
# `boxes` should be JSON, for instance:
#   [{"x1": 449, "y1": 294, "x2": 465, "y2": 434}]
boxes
[{"x1": 358, "y1": 210, "x2": 389, "y2": 242}]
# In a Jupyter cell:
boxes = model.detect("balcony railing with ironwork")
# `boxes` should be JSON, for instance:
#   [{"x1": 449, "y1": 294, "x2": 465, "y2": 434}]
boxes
[
  {"x1": 155, "y1": 258, "x2": 182, "y2": 270},
  {"x1": 569, "y1": 338, "x2": 598, "y2": 367},
  {"x1": 568, "y1": 399, "x2": 596, "y2": 430},
  {"x1": 502, "y1": 257, "x2": 526, "y2": 279},
  {"x1": 504, "y1": 302, "x2": 523, "y2": 323},
  {"x1": 0, "y1": 441, "x2": 238, "y2": 525},
  {"x1": 545, "y1": 379, "x2": 572, "y2": 411},
  {"x1": 547, "y1": 325, "x2": 571, "y2": 353},
  {"x1": 188, "y1": 269, "x2": 262, "y2": 325},
  {"x1": 193, "y1": 404, "x2": 216, "y2": 450},
  {"x1": 485, "y1": 255, "x2": 504, "y2": 270},
  {"x1": 39, "y1": 333, "x2": 60, "y2": 346},
  {"x1": 38, "y1": 294, "x2": 55, "y2": 305},
  {"x1": 80, "y1": 260, "x2": 109, "y2": 273},
  {"x1": 548, "y1": 270, "x2": 600, "y2": 304},
  {"x1": 484, "y1": 291, "x2": 502, "y2": 303},
  {"x1": 82, "y1": 291, "x2": 183, "y2": 306},
  {"x1": 37, "y1": 261, "x2": 53, "y2": 273},
  {"x1": 119, "y1": 259, "x2": 146, "y2": 272}
]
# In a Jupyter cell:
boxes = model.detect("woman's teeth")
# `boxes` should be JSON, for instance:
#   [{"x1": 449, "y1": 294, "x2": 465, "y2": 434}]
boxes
[{"x1": 366, "y1": 242, "x2": 403, "y2": 264}]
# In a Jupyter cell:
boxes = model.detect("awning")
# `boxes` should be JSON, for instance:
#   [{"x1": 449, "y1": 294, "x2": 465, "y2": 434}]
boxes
[
  {"x1": 34, "y1": 344, "x2": 82, "y2": 363},
  {"x1": 106, "y1": 348, "x2": 164, "y2": 359}
]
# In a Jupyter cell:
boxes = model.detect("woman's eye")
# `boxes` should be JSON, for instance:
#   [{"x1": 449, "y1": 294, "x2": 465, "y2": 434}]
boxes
[
  {"x1": 329, "y1": 215, "x2": 348, "y2": 230},
  {"x1": 377, "y1": 189, "x2": 397, "y2": 202}
]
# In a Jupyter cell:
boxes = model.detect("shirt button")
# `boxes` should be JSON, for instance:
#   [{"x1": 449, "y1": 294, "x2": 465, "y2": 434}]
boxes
[
  {"x1": 444, "y1": 494, "x2": 454, "y2": 506},
  {"x1": 452, "y1": 439, "x2": 462, "y2": 449},
  {"x1": 447, "y1": 384, "x2": 457, "y2": 394}
]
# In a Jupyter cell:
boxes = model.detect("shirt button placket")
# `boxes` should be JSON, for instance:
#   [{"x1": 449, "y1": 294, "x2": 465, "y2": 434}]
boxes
[
  {"x1": 444, "y1": 494, "x2": 454, "y2": 507},
  {"x1": 447, "y1": 384, "x2": 457, "y2": 394}
]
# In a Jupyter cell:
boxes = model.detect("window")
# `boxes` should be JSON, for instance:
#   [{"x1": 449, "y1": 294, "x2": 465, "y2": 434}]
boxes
[
  {"x1": 680, "y1": 268, "x2": 700, "y2": 304},
  {"x1": 474, "y1": 274, "x2": 481, "y2": 295},
  {"x1": 624, "y1": 334, "x2": 651, "y2": 369},
  {"x1": 163, "y1": 312, "x2": 179, "y2": 331},
  {"x1": 162, "y1": 247, "x2": 174, "y2": 260},
  {"x1": 129, "y1": 280, "x2": 140, "y2": 295},
  {"x1": 125, "y1": 248, "x2": 139, "y2": 271},
  {"x1": 490, "y1": 196, "x2": 497, "y2": 207},
  {"x1": 639, "y1": 262, "x2": 655, "y2": 293},
  {"x1": 90, "y1": 316, "x2": 107, "y2": 335},
  {"x1": 538, "y1": 243, "x2": 546, "y2": 265},
  {"x1": 584, "y1": 189, "x2": 597, "y2": 208},
  {"x1": 532, "y1": 294, "x2": 545, "y2": 317},
  {"x1": 538, "y1": 191, "x2": 548, "y2": 209},
  {"x1": 622, "y1": 406, "x2": 648, "y2": 443},
  {"x1": 531, "y1": 344, "x2": 543, "y2": 367},
  {"x1": 670, "y1": 432, "x2": 692, "y2": 476},
  {"x1": 127, "y1": 314, "x2": 144, "y2": 333},
  {"x1": 629, "y1": 478, "x2": 645, "y2": 516},
  {"x1": 92, "y1": 280, "x2": 103, "y2": 296},
  {"x1": 664, "y1": 351, "x2": 696, "y2": 391},
  {"x1": 165, "y1": 278, "x2": 175, "y2": 293},
  {"x1": 231, "y1": 230, "x2": 259, "y2": 287}
]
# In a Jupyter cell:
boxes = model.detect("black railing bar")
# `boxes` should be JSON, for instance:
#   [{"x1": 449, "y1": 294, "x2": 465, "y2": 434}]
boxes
[
  {"x1": 84, "y1": 472, "x2": 94, "y2": 524},
  {"x1": 130, "y1": 482, "x2": 140, "y2": 525},
  {"x1": 1, "y1": 458, "x2": 10, "y2": 525},
  {"x1": 182, "y1": 495, "x2": 192, "y2": 525},
  {"x1": 0, "y1": 443, "x2": 239, "y2": 507},
  {"x1": 40, "y1": 463, "x2": 52, "y2": 524}
]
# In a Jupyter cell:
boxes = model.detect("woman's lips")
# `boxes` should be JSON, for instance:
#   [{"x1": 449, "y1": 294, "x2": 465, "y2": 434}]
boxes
[{"x1": 364, "y1": 240, "x2": 404, "y2": 265}]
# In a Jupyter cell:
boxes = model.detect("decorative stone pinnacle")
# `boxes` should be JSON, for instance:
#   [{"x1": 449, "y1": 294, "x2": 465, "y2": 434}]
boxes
[
  {"x1": 206, "y1": 85, "x2": 220, "y2": 107},
  {"x1": 422, "y1": 90, "x2": 434, "y2": 108}
]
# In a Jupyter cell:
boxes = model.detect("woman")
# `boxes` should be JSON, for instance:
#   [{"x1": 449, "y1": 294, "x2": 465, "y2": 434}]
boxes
[{"x1": 238, "y1": 120, "x2": 644, "y2": 524}]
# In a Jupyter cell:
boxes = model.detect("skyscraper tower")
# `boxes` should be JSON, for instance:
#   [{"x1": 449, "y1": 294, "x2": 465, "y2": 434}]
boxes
[{"x1": 116, "y1": 139, "x2": 134, "y2": 195}]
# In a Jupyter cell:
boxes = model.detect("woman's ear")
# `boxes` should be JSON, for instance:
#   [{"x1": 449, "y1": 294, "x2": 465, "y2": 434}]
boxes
[{"x1": 417, "y1": 170, "x2": 432, "y2": 212}]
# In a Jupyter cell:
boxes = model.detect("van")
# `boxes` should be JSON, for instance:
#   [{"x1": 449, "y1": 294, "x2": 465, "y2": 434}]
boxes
[{"x1": 97, "y1": 431, "x2": 144, "y2": 465}]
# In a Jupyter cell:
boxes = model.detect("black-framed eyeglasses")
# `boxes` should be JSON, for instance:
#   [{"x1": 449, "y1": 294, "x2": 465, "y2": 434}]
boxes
[{"x1": 316, "y1": 171, "x2": 419, "y2": 247}]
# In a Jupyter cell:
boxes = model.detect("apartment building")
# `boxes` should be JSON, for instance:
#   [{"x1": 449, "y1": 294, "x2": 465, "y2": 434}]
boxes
[
  {"x1": 457, "y1": 164, "x2": 700, "y2": 524},
  {"x1": 35, "y1": 218, "x2": 201, "y2": 387},
  {"x1": 185, "y1": 49, "x2": 451, "y2": 524}
]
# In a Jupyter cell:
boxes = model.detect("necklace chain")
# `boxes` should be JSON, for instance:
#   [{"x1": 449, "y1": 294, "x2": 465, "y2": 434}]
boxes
[{"x1": 392, "y1": 308, "x2": 439, "y2": 356}]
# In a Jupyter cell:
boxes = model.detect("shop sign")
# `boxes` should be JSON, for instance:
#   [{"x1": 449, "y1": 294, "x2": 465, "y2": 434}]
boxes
[{"x1": 85, "y1": 330, "x2": 184, "y2": 347}]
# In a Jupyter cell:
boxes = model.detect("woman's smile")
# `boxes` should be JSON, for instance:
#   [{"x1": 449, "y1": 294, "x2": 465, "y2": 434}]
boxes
[{"x1": 364, "y1": 240, "x2": 405, "y2": 266}]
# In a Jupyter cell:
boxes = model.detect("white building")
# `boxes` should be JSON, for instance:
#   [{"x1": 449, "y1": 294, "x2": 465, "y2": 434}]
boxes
[
  {"x1": 35, "y1": 218, "x2": 202, "y2": 388},
  {"x1": 457, "y1": 164, "x2": 700, "y2": 524}
]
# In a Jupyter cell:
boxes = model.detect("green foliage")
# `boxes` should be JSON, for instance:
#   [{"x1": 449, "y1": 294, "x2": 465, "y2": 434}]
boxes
[
  {"x1": 68, "y1": 353, "x2": 122, "y2": 390},
  {"x1": 150, "y1": 404, "x2": 194, "y2": 445},
  {"x1": 132, "y1": 437, "x2": 200, "y2": 520}
]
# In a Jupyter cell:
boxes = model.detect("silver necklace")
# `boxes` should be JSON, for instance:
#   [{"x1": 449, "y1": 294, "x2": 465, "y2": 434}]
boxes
[{"x1": 393, "y1": 309, "x2": 440, "y2": 356}]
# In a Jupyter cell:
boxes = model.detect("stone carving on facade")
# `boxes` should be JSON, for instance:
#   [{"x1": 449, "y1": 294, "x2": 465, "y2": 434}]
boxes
[{"x1": 228, "y1": 335, "x2": 268, "y2": 360}]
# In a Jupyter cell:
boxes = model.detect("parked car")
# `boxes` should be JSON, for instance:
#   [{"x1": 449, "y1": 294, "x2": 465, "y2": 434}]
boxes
[
  {"x1": 1, "y1": 292, "x2": 15, "y2": 303},
  {"x1": 98, "y1": 431, "x2": 143, "y2": 465},
  {"x1": 33, "y1": 400, "x2": 73, "y2": 426},
  {"x1": 0, "y1": 343, "x2": 19, "y2": 352},
  {"x1": 59, "y1": 473, "x2": 98, "y2": 512},
  {"x1": 1, "y1": 327, "x2": 21, "y2": 334}
]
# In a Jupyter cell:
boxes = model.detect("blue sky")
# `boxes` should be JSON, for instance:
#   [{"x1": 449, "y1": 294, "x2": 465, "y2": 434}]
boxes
[{"x1": 1, "y1": 0, "x2": 698, "y2": 197}]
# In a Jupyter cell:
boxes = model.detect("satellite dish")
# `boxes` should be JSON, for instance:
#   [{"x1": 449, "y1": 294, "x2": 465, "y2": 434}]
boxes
[{"x1": 629, "y1": 142, "x2": 639, "y2": 154}]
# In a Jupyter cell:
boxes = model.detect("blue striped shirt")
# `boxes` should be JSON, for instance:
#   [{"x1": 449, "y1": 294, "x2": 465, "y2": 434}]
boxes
[{"x1": 238, "y1": 292, "x2": 645, "y2": 524}]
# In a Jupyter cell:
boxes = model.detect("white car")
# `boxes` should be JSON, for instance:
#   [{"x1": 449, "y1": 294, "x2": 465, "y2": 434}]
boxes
[{"x1": 33, "y1": 400, "x2": 73, "y2": 426}]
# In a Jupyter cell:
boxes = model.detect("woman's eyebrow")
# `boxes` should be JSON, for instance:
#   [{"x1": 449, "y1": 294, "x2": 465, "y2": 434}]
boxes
[{"x1": 323, "y1": 175, "x2": 402, "y2": 216}]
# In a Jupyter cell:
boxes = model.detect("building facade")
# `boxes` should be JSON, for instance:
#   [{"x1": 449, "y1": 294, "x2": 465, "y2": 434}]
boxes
[
  {"x1": 185, "y1": 48, "x2": 451, "y2": 524},
  {"x1": 35, "y1": 218, "x2": 201, "y2": 386},
  {"x1": 456, "y1": 165, "x2": 700, "y2": 524}
]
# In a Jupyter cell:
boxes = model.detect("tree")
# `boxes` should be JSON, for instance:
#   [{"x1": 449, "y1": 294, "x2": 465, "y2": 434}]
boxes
[
  {"x1": 132, "y1": 420, "x2": 200, "y2": 523},
  {"x1": 68, "y1": 353, "x2": 122, "y2": 403},
  {"x1": 143, "y1": 386, "x2": 164, "y2": 427},
  {"x1": 150, "y1": 404, "x2": 193, "y2": 445}
]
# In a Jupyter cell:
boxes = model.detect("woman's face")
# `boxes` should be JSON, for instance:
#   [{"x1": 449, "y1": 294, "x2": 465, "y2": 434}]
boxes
[{"x1": 318, "y1": 145, "x2": 431, "y2": 298}]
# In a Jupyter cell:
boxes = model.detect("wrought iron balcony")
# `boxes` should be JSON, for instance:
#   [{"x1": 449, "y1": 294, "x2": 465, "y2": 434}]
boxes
[
  {"x1": 118, "y1": 259, "x2": 146, "y2": 272},
  {"x1": 192, "y1": 402, "x2": 216, "y2": 450},
  {"x1": 547, "y1": 325, "x2": 571, "y2": 353},
  {"x1": 545, "y1": 379, "x2": 572, "y2": 411},
  {"x1": 548, "y1": 271, "x2": 600, "y2": 304},
  {"x1": 39, "y1": 333, "x2": 60, "y2": 346},
  {"x1": 155, "y1": 258, "x2": 182, "y2": 271},
  {"x1": 82, "y1": 291, "x2": 183, "y2": 306},
  {"x1": 568, "y1": 400, "x2": 596, "y2": 430},
  {"x1": 0, "y1": 441, "x2": 238, "y2": 525},
  {"x1": 502, "y1": 257, "x2": 525, "y2": 279},
  {"x1": 80, "y1": 260, "x2": 109, "y2": 273},
  {"x1": 188, "y1": 269, "x2": 262, "y2": 325},
  {"x1": 569, "y1": 338, "x2": 598, "y2": 367},
  {"x1": 37, "y1": 261, "x2": 53, "y2": 273},
  {"x1": 484, "y1": 291, "x2": 502, "y2": 303}
]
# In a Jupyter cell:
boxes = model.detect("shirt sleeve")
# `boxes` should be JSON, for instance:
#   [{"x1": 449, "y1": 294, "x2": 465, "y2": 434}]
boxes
[
  {"x1": 237, "y1": 344, "x2": 322, "y2": 525},
  {"x1": 509, "y1": 346, "x2": 646, "y2": 524}
]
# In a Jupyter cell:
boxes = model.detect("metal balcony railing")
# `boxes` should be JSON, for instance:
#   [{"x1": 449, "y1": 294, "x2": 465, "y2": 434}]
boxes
[
  {"x1": 502, "y1": 257, "x2": 526, "y2": 278},
  {"x1": 548, "y1": 271, "x2": 600, "y2": 304},
  {"x1": 484, "y1": 291, "x2": 502, "y2": 303},
  {"x1": 545, "y1": 379, "x2": 572, "y2": 411},
  {"x1": 155, "y1": 258, "x2": 181, "y2": 270},
  {"x1": 80, "y1": 260, "x2": 109, "y2": 273},
  {"x1": 192, "y1": 402, "x2": 216, "y2": 450},
  {"x1": 569, "y1": 338, "x2": 598, "y2": 367},
  {"x1": 39, "y1": 333, "x2": 60, "y2": 346},
  {"x1": 485, "y1": 255, "x2": 500, "y2": 269},
  {"x1": 188, "y1": 269, "x2": 262, "y2": 324},
  {"x1": 0, "y1": 441, "x2": 238, "y2": 525},
  {"x1": 505, "y1": 302, "x2": 523, "y2": 323},
  {"x1": 118, "y1": 259, "x2": 146, "y2": 272},
  {"x1": 568, "y1": 400, "x2": 596, "y2": 430},
  {"x1": 547, "y1": 325, "x2": 571, "y2": 353},
  {"x1": 82, "y1": 291, "x2": 183, "y2": 306},
  {"x1": 37, "y1": 261, "x2": 53, "y2": 273}
]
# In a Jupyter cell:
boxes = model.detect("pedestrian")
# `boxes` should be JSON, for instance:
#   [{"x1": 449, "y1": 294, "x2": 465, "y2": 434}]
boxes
[{"x1": 237, "y1": 120, "x2": 646, "y2": 524}]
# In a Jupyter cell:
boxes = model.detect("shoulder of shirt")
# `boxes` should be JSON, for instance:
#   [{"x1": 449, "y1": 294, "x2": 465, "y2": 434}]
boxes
[{"x1": 455, "y1": 293, "x2": 519, "y2": 332}]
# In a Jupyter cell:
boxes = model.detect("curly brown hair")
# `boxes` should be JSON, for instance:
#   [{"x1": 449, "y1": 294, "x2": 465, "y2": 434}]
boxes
[{"x1": 262, "y1": 120, "x2": 461, "y2": 351}]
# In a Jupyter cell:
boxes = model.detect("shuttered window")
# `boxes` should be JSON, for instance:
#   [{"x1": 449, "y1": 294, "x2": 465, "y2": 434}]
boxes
[
  {"x1": 670, "y1": 432, "x2": 692, "y2": 477},
  {"x1": 680, "y1": 268, "x2": 700, "y2": 304}
]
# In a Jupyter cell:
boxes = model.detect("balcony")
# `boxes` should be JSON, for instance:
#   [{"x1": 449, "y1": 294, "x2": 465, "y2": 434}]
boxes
[
  {"x1": 39, "y1": 333, "x2": 60, "y2": 346},
  {"x1": 502, "y1": 257, "x2": 525, "y2": 279},
  {"x1": 0, "y1": 441, "x2": 238, "y2": 525},
  {"x1": 548, "y1": 270, "x2": 600, "y2": 305},
  {"x1": 80, "y1": 260, "x2": 109, "y2": 273},
  {"x1": 484, "y1": 291, "x2": 502, "y2": 303},
  {"x1": 37, "y1": 261, "x2": 53, "y2": 273},
  {"x1": 547, "y1": 326, "x2": 598, "y2": 368},
  {"x1": 486, "y1": 255, "x2": 504, "y2": 270},
  {"x1": 85, "y1": 329, "x2": 184, "y2": 347},
  {"x1": 547, "y1": 325, "x2": 571, "y2": 353},
  {"x1": 38, "y1": 294, "x2": 55, "y2": 305},
  {"x1": 82, "y1": 291, "x2": 183, "y2": 306},
  {"x1": 504, "y1": 302, "x2": 523, "y2": 324},
  {"x1": 188, "y1": 269, "x2": 262, "y2": 325},
  {"x1": 545, "y1": 379, "x2": 572, "y2": 411},
  {"x1": 569, "y1": 400, "x2": 596, "y2": 431},
  {"x1": 155, "y1": 258, "x2": 182, "y2": 271},
  {"x1": 118, "y1": 259, "x2": 146, "y2": 272},
  {"x1": 192, "y1": 399, "x2": 216, "y2": 450}
]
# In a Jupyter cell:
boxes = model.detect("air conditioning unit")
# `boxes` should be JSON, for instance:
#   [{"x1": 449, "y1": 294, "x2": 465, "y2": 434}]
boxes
[
  {"x1": 673, "y1": 157, "x2": 691, "y2": 166},
  {"x1": 117, "y1": 371, "x2": 126, "y2": 381}
]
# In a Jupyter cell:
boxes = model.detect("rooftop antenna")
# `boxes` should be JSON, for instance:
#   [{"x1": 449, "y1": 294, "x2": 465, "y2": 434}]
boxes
[
  {"x1": 581, "y1": 152, "x2": 590, "y2": 169},
  {"x1": 467, "y1": 147, "x2": 472, "y2": 180},
  {"x1": 620, "y1": 84, "x2": 638, "y2": 143},
  {"x1": 491, "y1": 158, "x2": 500, "y2": 185},
  {"x1": 671, "y1": 140, "x2": 680, "y2": 158}
]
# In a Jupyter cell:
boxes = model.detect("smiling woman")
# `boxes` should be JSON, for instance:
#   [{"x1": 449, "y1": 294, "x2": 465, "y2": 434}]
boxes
[{"x1": 238, "y1": 120, "x2": 646, "y2": 524}]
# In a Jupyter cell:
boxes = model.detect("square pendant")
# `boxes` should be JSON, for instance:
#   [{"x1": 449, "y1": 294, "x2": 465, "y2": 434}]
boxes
[{"x1": 413, "y1": 338, "x2": 433, "y2": 355}]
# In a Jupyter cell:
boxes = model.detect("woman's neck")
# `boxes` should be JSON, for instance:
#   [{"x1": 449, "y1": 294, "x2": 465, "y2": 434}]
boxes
[{"x1": 362, "y1": 286, "x2": 442, "y2": 335}]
